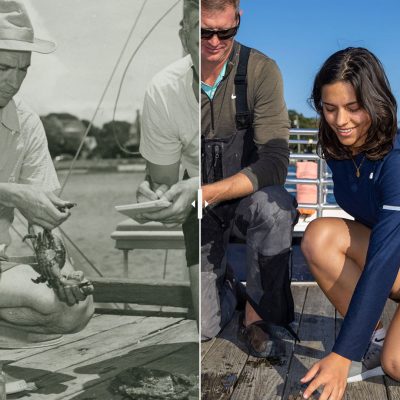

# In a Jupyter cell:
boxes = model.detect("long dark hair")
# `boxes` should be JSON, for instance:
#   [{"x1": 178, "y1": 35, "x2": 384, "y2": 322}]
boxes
[{"x1": 310, "y1": 47, "x2": 397, "y2": 160}]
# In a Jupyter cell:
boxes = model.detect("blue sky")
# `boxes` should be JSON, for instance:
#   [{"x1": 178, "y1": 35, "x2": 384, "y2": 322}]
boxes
[{"x1": 237, "y1": 0, "x2": 400, "y2": 119}]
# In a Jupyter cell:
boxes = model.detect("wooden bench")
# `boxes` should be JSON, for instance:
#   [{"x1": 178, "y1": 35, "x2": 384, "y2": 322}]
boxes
[{"x1": 110, "y1": 219, "x2": 185, "y2": 278}]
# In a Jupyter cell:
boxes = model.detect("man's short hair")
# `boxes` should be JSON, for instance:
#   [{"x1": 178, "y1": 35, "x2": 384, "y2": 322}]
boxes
[
  {"x1": 202, "y1": 0, "x2": 240, "y2": 12},
  {"x1": 183, "y1": 0, "x2": 198, "y2": 25}
]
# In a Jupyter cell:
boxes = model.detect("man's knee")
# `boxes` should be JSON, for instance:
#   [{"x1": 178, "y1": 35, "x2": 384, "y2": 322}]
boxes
[
  {"x1": 47, "y1": 295, "x2": 94, "y2": 334},
  {"x1": 0, "y1": 264, "x2": 94, "y2": 333},
  {"x1": 246, "y1": 186, "x2": 297, "y2": 224},
  {"x1": 234, "y1": 187, "x2": 297, "y2": 249},
  {"x1": 33, "y1": 285, "x2": 94, "y2": 334}
]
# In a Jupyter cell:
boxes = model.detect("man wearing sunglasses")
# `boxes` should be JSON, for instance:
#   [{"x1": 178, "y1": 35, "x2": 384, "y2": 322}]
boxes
[{"x1": 201, "y1": 0, "x2": 298, "y2": 358}]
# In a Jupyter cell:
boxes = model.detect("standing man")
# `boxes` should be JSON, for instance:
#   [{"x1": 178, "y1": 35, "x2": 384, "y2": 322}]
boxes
[
  {"x1": 136, "y1": 0, "x2": 199, "y2": 322},
  {"x1": 0, "y1": 1, "x2": 93, "y2": 347},
  {"x1": 201, "y1": 0, "x2": 298, "y2": 357}
]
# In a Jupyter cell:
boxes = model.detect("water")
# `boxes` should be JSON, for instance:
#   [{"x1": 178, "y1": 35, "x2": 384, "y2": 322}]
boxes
[
  {"x1": 9, "y1": 170, "x2": 186, "y2": 282},
  {"x1": 58, "y1": 170, "x2": 187, "y2": 281},
  {"x1": 8, "y1": 165, "x2": 333, "y2": 283}
]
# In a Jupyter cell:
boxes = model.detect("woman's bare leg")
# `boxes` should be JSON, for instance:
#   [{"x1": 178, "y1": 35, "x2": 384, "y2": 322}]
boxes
[
  {"x1": 302, "y1": 216, "x2": 400, "y2": 323},
  {"x1": 302, "y1": 217, "x2": 371, "y2": 316},
  {"x1": 382, "y1": 304, "x2": 400, "y2": 380}
]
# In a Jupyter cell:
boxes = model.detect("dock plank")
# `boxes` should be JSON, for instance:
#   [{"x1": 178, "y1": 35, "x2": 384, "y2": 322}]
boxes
[
  {"x1": 201, "y1": 313, "x2": 248, "y2": 400},
  {"x1": 63, "y1": 344, "x2": 199, "y2": 400},
  {"x1": 37, "y1": 319, "x2": 198, "y2": 399},
  {"x1": 283, "y1": 285, "x2": 335, "y2": 399},
  {"x1": 3, "y1": 315, "x2": 184, "y2": 388},
  {"x1": 230, "y1": 286, "x2": 307, "y2": 400},
  {"x1": 201, "y1": 285, "x2": 399, "y2": 400},
  {"x1": 0, "y1": 314, "x2": 144, "y2": 363},
  {"x1": 201, "y1": 338, "x2": 215, "y2": 360},
  {"x1": 335, "y1": 299, "x2": 397, "y2": 400},
  {"x1": 345, "y1": 373, "x2": 387, "y2": 400}
]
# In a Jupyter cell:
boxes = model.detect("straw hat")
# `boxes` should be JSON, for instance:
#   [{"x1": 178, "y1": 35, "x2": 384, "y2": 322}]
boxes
[{"x1": 0, "y1": 0, "x2": 56, "y2": 53}]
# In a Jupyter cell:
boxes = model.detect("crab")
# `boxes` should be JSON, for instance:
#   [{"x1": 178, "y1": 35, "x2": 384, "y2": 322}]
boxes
[
  {"x1": 23, "y1": 225, "x2": 94, "y2": 300},
  {"x1": 23, "y1": 226, "x2": 66, "y2": 287}
]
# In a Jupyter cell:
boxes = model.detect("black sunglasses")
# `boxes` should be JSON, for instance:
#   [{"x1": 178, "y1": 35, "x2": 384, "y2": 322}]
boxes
[{"x1": 201, "y1": 14, "x2": 240, "y2": 40}]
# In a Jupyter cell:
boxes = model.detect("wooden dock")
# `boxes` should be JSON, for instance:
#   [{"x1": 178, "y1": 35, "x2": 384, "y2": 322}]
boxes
[
  {"x1": 201, "y1": 285, "x2": 400, "y2": 400},
  {"x1": 1, "y1": 314, "x2": 198, "y2": 399}
]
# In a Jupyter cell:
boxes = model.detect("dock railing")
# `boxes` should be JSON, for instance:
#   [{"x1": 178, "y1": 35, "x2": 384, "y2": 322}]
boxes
[{"x1": 287, "y1": 129, "x2": 340, "y2": 218}]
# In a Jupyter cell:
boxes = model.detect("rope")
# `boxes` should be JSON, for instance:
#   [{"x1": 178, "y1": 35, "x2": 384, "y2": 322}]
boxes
[
  {"x1": 59, "y1": 0, "x2": 148, "y2": 195},
  {"x1": 13, "y1": 212, "x2": 102, "y2": 277},
  {"x1": 46, "y1": 0, "x2": 182, "y2": 282},
  {"x1": 57, "y1": 226, "x2": 104, "y2": 277},
  {"x1": 10, "y1": 224, "x2": 29, "y2": 245},
  {"x1": 11, "y1": 212, "x2": 33, "y2": 249},
  {"x1": 111, "y1": 0, "x2": 182, "y2": 155}
]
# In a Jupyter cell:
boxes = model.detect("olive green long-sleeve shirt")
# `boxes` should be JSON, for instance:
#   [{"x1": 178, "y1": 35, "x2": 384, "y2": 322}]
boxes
[{"x1": 201, "y1": 41, "x2": 291, "y2": 190}]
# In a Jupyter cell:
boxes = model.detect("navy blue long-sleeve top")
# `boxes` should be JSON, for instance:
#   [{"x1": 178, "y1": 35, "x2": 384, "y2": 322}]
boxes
[{"x1": 327, "y1": 132, "x2": 400, "y2": 361}]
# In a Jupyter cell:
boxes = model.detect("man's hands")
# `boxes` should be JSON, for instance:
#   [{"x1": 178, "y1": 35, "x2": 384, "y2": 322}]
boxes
[
  {"x1": 135, "y1": 177, "x2": 198, "y2": 226},
  {"x1": 301, "y1": 352, "x2": 351, "y2": 400},
  {"x1": 136, "y1": 180, "x2": 169, "y2": 202},
  {"x1": 145, "y1": 178, "x2": 198, "y2": 225},
  {"x1": 6, "y1": 184, "x2": 72, "y2": 229},
  {"x1": 56, "y1": 270, "x2": 94, "y2": 306},
  {"x1": 134, "y1": 180, "x2": 169, "y2": 224}
]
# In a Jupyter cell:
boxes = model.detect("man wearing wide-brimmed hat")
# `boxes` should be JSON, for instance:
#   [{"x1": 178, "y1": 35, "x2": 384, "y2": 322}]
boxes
[{"x1": 0, "y1": 1, "x2": 94, "y2": 348}]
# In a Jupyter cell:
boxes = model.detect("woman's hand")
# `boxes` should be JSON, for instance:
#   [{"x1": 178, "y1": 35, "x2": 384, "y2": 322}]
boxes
[{"x1": 301, "y1": 352, "x2": 351, "y2": 400}]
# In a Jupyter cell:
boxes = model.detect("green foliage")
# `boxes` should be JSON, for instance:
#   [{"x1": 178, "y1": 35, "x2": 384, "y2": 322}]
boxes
[
  {"x1": 42, "y1": 108, "x2": 318, "y2": 159},
  {"x1": 288, "y1": 109, "x2": 319, "y2": 129},
  {"x1": 288, "y1": 109, "x2": 319, "y2": 154},
  {"x1": 92, "y1": 121, "x2": 132, "y2": 159},
  {"x1": 42, "y1": 113, "x2": 141, "y2": 160}
]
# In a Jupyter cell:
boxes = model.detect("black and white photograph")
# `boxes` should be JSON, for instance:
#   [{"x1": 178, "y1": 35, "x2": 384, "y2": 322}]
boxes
[{"x1": 0, "y1": 0, "x2": 199, "y2": 398}]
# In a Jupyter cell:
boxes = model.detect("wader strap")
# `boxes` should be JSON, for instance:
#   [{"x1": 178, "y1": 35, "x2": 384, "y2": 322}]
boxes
[{"x1": 234, "y1": 45, "x2": 252, "y2": 129}]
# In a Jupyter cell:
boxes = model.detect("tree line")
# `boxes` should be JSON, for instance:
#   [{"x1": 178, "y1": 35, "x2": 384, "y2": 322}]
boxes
[
  {"x1": 42, "y1": 109, "x2": 317, "y2": 160},
  {"x1": 41, "y1": 112, "x2": 141, "y2": 160}
]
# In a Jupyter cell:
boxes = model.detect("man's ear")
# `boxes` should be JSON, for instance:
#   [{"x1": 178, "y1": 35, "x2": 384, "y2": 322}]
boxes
[{"x1": 179, "y1": 27, "x2": 188, "y2": 54}]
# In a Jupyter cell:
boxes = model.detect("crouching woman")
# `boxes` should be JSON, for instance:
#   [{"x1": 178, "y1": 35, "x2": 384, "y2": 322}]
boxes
[{"x1": 301, "y1": 47, "x2": 400, "y2": 400}]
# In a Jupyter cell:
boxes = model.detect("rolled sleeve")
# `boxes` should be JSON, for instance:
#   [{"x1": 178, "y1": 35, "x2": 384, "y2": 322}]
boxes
[{"x1": 140, "y1": 85, "x2": 181, "y2": 166}]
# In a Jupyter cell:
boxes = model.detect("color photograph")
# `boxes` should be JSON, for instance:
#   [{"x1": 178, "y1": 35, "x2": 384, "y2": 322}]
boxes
[{"x1": 200, "y1": 1, "x2": 400, "y2": 399}]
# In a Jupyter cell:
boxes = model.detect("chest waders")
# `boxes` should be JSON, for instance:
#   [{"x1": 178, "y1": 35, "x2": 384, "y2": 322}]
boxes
[
  {"x1": 202, "y1": 45, "x2": 257, "y2": 185},
  {"x1": 202, "y1": 45, "x2": 298, "y2": 341}
]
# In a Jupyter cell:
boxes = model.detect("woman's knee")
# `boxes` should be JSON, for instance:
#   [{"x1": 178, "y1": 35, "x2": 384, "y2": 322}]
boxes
[
  {"x1": 382, "y1": 354, "x2": 400, "y2": 381},
  {"x1": 301, "y1": 218, "x2": 339, "y2": 265}
]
